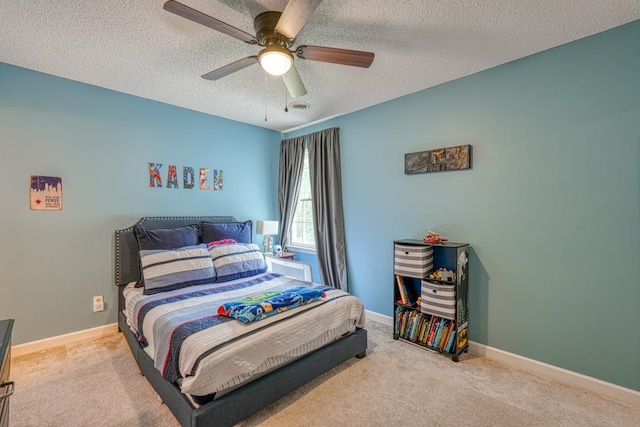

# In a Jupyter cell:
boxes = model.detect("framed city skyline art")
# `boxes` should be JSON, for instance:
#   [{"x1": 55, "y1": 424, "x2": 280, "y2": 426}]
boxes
[{"x1": 30, "y1": 175, "x2": 62, "y2": 210}]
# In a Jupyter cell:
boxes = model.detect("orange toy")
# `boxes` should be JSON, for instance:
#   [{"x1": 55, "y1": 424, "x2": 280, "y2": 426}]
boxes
[{"x1": 423, "y1": 229, "x2": 448, "y2": 244}]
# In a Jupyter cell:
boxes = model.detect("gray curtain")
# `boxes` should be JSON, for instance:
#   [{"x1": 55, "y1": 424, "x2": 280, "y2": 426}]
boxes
[
  {"x1": 278, "y1": 136, "x2": 305, "y2": 249},
  {"x1": 308, "y1": 127, "x2": 348, "y2": 291}
]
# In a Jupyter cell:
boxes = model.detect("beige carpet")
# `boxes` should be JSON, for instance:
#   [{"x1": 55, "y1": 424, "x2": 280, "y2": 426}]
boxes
[{"x1": 9, "y1": 320, "x2": 640, "y2": 427}]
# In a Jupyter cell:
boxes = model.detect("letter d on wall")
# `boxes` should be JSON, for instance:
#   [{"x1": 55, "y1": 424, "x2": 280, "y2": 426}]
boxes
[{"x1": 183, "y1": 167, "x2": 194, "y2": 189}]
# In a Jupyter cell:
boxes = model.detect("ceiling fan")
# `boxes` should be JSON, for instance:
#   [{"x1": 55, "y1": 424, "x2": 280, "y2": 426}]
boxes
[{"x1": 163, "y1": 0, "x2": 375, "y2": 98}]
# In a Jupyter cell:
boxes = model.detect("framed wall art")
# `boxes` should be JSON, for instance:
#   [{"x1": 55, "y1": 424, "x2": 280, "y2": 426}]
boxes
[
  {"x1": 405, "y1": 144, "x2": 472, "y2": 174},
  {"x1": 30, "y1": 175, "x2": 62, "y2": 210}
]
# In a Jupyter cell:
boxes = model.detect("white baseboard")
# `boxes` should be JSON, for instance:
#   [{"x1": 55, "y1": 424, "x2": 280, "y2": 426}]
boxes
[
  {"x1": 11, "y1": 323, "x2": 119, "y2": 358},
  {"x1": 469, "y1": 341, "x2": 640, "y2": 407},
  {"x1": 365, "y1": 309, "x2": 393, "y2": 326},
  {"x1": 11, "y1": 313, "x2": 640, "y2": 408},
  {"x1": 365, "y1": 309, "x2": 640, "y2": 407}
]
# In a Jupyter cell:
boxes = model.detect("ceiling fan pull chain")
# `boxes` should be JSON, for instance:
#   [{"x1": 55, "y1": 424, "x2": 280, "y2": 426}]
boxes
[
  {"x1": 264, "y1": 71, "x2": 268, "y2": 122},
  {"x1": 284, "y1": 74, "x2": 289, "y2": 112}
]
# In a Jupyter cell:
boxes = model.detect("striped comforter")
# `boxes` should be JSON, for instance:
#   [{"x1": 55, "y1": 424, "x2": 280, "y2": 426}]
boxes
[{"x1": 124, "y1": 272, "x2": 365, "y2": 397}]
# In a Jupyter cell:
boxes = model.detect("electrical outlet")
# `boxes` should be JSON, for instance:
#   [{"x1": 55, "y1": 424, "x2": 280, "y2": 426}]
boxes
[{"x1": 93, "y1": 295, "x2": 104, "y2": 312}]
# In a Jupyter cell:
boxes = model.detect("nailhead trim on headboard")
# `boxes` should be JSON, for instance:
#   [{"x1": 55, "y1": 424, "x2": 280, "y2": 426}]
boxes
[{"x1": 114, "y1": 216, "x2": 237, "y2": 288}]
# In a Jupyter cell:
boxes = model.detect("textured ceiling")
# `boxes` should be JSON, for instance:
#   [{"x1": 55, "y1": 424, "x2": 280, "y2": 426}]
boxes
[{"x1": 1, "y1": 1, "x2": 638, "y2": 132}]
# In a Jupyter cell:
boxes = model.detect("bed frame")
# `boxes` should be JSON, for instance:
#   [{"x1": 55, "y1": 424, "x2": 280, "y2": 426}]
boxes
[{"x1": 115, "y1": 216, "x2": 367, "y2": 427}]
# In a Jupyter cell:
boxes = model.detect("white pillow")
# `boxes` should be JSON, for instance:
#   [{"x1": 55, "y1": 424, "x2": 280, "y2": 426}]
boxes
[
  {"x1": 140, "y1": 244, "x2": 215, "y2": 295},
  {"x1": 209, "y1": 243, "x2": 267, "y2": 282}
]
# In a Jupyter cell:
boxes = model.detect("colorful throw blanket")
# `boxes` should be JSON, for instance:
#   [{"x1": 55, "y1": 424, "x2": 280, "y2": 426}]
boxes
[{"x1": 218, "y1": 286, "x2": 325, "y2": 323}]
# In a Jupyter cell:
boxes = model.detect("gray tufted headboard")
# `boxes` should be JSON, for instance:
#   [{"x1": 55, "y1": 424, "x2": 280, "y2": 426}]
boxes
[{"x1": 114, "y1": 216, "x2": 239, "y2": 309}]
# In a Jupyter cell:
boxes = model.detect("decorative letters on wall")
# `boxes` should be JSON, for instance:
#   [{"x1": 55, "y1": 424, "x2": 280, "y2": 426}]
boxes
[{"x1": 148, "y1": 163, "x2": 223, "y2": 191}]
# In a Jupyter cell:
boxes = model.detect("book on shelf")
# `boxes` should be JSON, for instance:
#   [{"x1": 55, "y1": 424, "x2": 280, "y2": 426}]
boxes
[
  {"x1": 402, "y1": 311, "x2": 414, "y2": 339},
  {"x1": 399, "y1": 311, "x2": 408, "y2": 338},
  {"x1": 395, "y1": 275, "x2": 411, "y2": 305},
  {"x1": 432, "y1": 320, "x2": 445, "y2": 348},
  {"x1": 403, "y1": 311, "x2": 414, "y2": 339},
  {"x1": 429, "y1": 318, "x2": 442, "y2": 347},
  {"x1": 407, "y1": 313, "x2": 416, "y2": 340},
  {"x1": 394, "y1": 305, "x2": 404, "y2": 335},
  {"x1": 441, "y1": 321, "x2": 455, "y2": 351},
  {"x1": 432, "y1": 319, "x2": 444, "y2": 347},
  {"x1": 411, "y1": 313, "x2": 425, "y2": 342},
  {"x1": 421, "y1": 315, "x2": 434, "y2": 345},
  {"x1": 427, "y1": 317, "x2": 441, "y2": 346},
  {"x1": 445, "y1": 327, "x2": 456, "y2": 353},
  {"x1": 405, "y1": 311, "x2": 415, "y2": 339},
  {"x1": 418, "y1": 316, "x2": 428, "y2": 343},
  {"x1": 437, "y1": 320, "x2": 452, "y2": 350}
]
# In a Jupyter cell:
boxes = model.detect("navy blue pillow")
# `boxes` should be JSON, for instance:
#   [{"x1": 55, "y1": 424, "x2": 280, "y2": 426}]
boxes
[
  {"x1": 200, "y1": 220, "x2": 252, "y2": 244},
  {"x1": 133, "y1": 224, "x2": 200, "y2": 287},
  {"x1": 134, "y1": 224, "x2": 199, "y2": 250}
]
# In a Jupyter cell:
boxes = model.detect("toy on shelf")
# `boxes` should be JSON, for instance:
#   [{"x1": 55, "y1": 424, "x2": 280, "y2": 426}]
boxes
[
  {"x1": 424, "y1": 229, "x2": 448, "y2": 244},
  {"x1": 428, "y1": 268, "x2": 456, "y2": 282}
]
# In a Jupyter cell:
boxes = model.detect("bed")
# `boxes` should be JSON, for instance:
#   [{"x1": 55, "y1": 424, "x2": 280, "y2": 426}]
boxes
[{"x1": 115, "y1": 216, "x2": 367, "y2": 427}]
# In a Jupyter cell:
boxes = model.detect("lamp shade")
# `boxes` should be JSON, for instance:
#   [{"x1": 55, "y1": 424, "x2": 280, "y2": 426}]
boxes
[
  {"x1": 256, "y1": 220, "x2": 279, "y2": 235},
  {"x1": 258, "y1": 46, "x2": 293, "y2": 76}
]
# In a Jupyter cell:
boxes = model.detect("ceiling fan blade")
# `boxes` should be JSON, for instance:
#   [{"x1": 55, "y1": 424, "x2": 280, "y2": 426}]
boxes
[
  {"x1": 282, "y1": 65, "x2": 307, "y2": 98},
  {"x1": 201, "y1": 56, "x2": 258, "y2": 80},
  {"x1": 296, "y1": 45, "x2": 374, "y2": 68},
  {"x1": 274, "y1": 0, "x2": 323, "y2": 41},
  {"x1": 164, "y1": 0, "x2": 257, "y2": 44}
]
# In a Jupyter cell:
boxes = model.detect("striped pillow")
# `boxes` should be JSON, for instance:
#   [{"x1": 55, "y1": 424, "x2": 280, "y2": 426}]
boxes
[
  {"x1": 141, "y1": 244, "x2": 215, "y2": 295},
  {"x1": 209, "y1": 243, "x2": 267, "y2": 283}
]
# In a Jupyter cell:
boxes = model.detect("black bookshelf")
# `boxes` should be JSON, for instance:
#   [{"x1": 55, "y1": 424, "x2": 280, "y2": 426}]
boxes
[{"x1": 393, "y1": 239, "x2": 469, "y2": 361}]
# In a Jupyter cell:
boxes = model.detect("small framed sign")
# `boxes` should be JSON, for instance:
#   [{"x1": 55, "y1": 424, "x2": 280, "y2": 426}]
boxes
[{"x1": 30, "y1": 175, "x2": 62, "y2": 210}]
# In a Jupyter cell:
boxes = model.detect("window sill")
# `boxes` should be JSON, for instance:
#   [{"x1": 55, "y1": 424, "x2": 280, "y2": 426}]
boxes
[{"x1": 286, "y1": 245, "x2": 316, "y2": 255}]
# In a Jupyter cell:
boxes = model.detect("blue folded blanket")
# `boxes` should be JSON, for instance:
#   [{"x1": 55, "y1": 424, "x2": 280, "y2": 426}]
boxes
[{"x1": 217, "y1": 286, "x2": 325, "y2": 324}]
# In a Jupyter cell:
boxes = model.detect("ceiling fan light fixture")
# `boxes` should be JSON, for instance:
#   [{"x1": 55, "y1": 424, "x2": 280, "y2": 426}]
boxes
[{"x1": 258, "y1": 44, "x2": 293, "y2": 76}]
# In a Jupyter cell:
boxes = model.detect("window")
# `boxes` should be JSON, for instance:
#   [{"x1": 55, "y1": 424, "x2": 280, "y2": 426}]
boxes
[{"x1": 290, "y1": 149, "x2": 315, "y2": 249}]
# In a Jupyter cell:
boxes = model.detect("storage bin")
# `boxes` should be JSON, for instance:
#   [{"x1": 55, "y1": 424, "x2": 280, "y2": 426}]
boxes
[
  {"x1": 421, "y1": 281, "x2": 456, "y2": 320},
  {"x1": 394, "y1": 244, "x2": 433, "y2": 278}
]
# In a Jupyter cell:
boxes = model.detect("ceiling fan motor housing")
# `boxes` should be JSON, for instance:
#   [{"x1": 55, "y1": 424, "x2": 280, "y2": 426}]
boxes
[{"x1": 254, "y1": 11, "x2": 290, "y2": 47}]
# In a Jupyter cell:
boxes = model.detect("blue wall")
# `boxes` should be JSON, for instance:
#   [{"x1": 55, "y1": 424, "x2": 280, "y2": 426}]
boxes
[
  {"x1": 0, "y1": 63, "x2": 281, "y2": 344},
  {"x1": 285, "y1": 21, "x2": 640, "y2": 391},
  {"x1": 1, "y1": 20, "x2": 638, "y2": 393}
]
